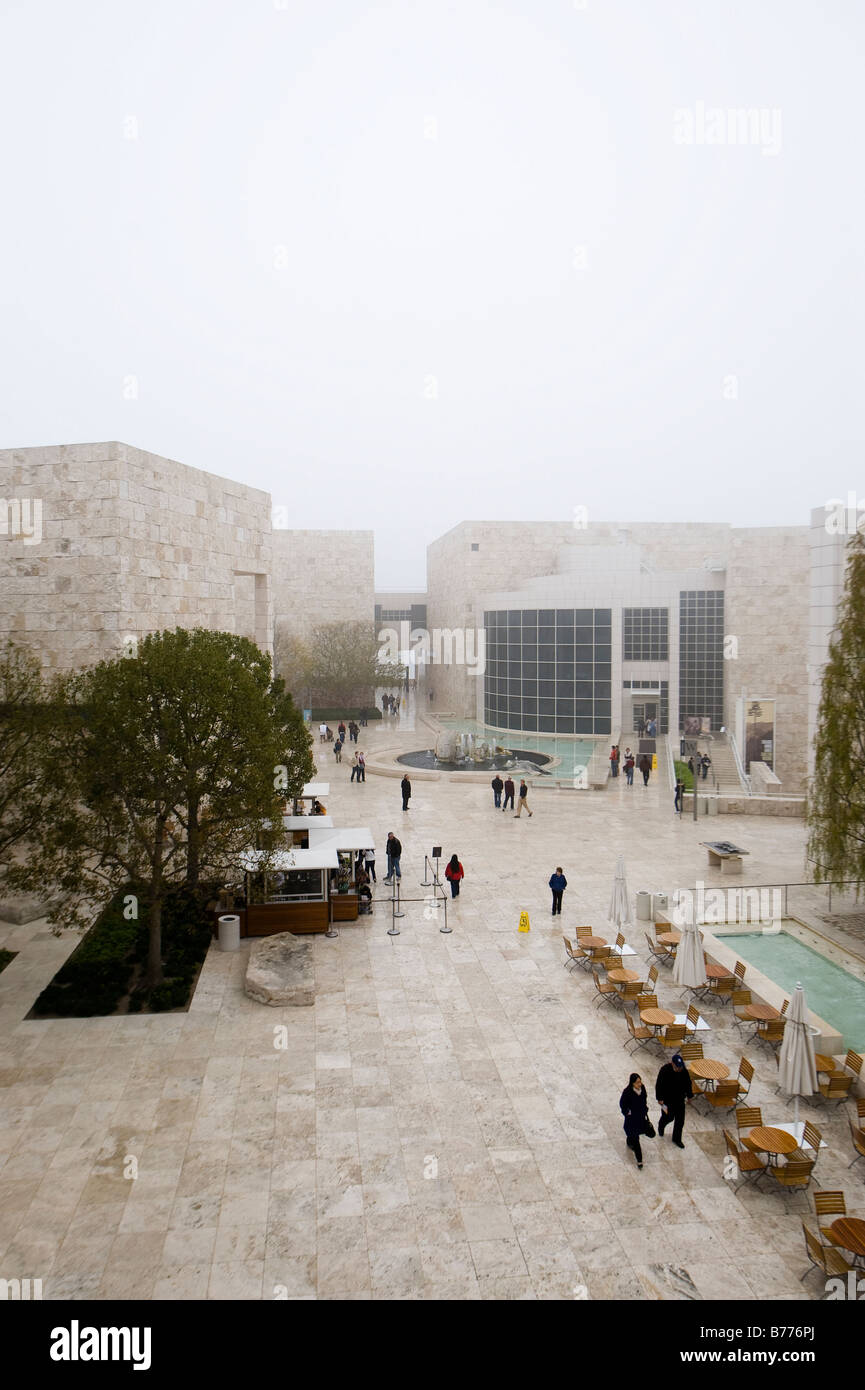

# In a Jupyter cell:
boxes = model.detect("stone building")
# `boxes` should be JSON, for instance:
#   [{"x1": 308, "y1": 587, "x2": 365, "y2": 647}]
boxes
[
  {"x1": 271, "y1": 530, "x2": 375, "y2": 643},
  {"x1": 0, "y1": 442, "x2": 273, "y2": 671}
]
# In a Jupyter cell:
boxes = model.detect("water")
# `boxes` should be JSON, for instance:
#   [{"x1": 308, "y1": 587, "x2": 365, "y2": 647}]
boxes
[
  {"x1": 438, "y1": 718, "x2": 595, "y2": 784},
  {"x1": 715, "y1": 929, "x2": 865, "y2": 1050},
  {"x1": 397, "y1": 749, "x2": 551, "y2": 774}
]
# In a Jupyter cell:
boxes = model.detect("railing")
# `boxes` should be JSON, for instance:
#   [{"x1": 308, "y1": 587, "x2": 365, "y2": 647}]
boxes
[{"x1": 727, "y1": 733, "x2": 752, "y2": 795}]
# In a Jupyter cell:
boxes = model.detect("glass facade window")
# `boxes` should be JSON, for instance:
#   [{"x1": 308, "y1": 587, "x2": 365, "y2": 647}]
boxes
[
  {"x1": 678, "y1": 591, "x2": 724, "y2": 732},
  {"x1": 483, "y1": 608, "x2": 612, "y2": 735},
  {"x1": 623, "y1": 607, "x2": 669, "y2": 661}
]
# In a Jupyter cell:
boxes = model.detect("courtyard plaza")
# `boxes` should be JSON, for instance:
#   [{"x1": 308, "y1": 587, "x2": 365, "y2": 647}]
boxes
[{"x1": 0, "y1": 710, "x2": 861, "y2": 1301}]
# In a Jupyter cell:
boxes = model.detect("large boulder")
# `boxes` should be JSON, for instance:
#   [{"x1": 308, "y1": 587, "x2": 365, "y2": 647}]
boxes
[{"x1": 244, "y1": 932, "x2": 314, "y2": 1007}]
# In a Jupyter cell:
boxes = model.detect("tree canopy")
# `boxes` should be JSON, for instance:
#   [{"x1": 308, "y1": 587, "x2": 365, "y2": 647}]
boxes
[{"x1": 275, "y1": 619, "x2": 404, "y2": 708}]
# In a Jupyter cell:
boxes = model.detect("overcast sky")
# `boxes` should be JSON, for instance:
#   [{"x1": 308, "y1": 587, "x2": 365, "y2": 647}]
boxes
[{"x1": 1, "y1": 1, "x2": 863, "y2": 588}]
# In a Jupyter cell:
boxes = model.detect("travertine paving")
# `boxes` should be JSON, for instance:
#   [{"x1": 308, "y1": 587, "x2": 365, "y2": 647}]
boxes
[{"x1": 0, "y1": 716, "x2": 861, "y2": 1300}]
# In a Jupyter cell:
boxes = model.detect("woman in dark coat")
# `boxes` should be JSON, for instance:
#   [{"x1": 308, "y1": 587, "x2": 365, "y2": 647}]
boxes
[{"x1": 619, "y1": 1073, "x2": 654, "y2": 1169}]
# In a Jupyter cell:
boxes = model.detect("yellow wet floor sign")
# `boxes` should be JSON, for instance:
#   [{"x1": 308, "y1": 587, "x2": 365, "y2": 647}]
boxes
[{"x1": 518, "y1": 911, "x2": 531, "y2": 933}]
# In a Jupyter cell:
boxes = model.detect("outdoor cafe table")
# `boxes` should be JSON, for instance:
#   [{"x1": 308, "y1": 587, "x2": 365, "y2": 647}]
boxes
[
  {"x1": 641, "y1": 1007, "x2": 675, "y2": 1032},
  {"x1": 744, "y1": 1002, "x2": 780, "y2": 1022},
  {"x1": 828, "y1": 1217, "x2": 865, "y2": 1268},
  {"x1": 745, "y1": 1126, "x2": 799, "y2": 1165},
  {"x1": 688, "y1": 1059, "x2": 730, "y2": 1090},
  {"x1": 581, "y1": 936, "x2": 608, "y2": 952},
  {"x1": 657, "y1": 932, "x2": 680, "y2": 946},
  {"x1": 608, "y1": 968, "x2": 640, "y2": 985},
  {"x1": 815, "y1": 1053, "x2": 840, "y2": 1075},
  {"x1": 705, "y1": 964, "x2": 734, "y2": 980}
]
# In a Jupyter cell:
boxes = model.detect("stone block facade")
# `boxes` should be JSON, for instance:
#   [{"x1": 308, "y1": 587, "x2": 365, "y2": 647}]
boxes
[
  {"x1": 0, "y1": 442, "x2": 273, "y2": 671},
  {"x1": 271, "y1": 530, "x2": 375, "y2": 642}
]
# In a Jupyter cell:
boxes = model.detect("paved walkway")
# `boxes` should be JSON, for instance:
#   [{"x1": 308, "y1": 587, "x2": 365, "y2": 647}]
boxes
[{"x1": 0, "y1": 719, "x2": 861, "y2": 1300}]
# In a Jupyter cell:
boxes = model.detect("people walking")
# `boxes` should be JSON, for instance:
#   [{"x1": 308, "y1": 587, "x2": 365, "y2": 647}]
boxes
[
  {"x1": 624, "y1": 750, "x2": 635, "y2": 785},
  {"x1": 338, "y1": 721, "x2": 347, "y2": 740},
  {"x1": 637, "y1": 716, "x2": 645, "y2": 738},
  {"x1": 359, "y1": 708, "x2": 368, "y2": 726},
  {"x1": 655, "y1": 1052, "x2": 693, "y2": 1149},
  {"x1": 610, "y1": 745, "x2": 619, "y2": 778},
  {"x1": 350, "y1": 751, "x2": 361, "y2": 782},
  {"x1": 515, "y1": 779, "x2": 533, "y2": 817},
  {"x1": 333, "y1": 738, "x2": 343, "y2": 763},
  {"x1": 445, "y1": 854, "x2": 464, "y2": 898},
  {"x1": 549, "y1": 867, "x2": 567, "y2": 915},
  {"x1": 384, "y1": 832, "x2": 402, "y2": 881},
  {"x1": 701, "y1": 753, "x2": 711, "y2": 781},
  {"x1": 349, "y1": 721, "x2": 359, "y2": 743},
  {"x1": 357, "y1": 751, "x2": 366, "y2": 782},
  {"x1": 620, "y1": 1073, "x2": 655, "y2": 1170},
  {"x1": 673, "y1": 778, "x2": 684, "y2": 814},
  {"x1": 401, "y1": 774, "x2": 411, "y2": 811},
  {"x1": 639, "y1": 754, "x2": 651, "y2": 787},
  {"x1": 502, "y1": 776, "x2": 515, "y2": 812},
  {"x1": 364, "y1": 846, "x2": 376, "y2": 882},
  {"x1": 319, "y1": 721, "x2": 328, "y2": 743},
  {"x1": 491, "y1": 774, "x2": 504, "y2": 808}
]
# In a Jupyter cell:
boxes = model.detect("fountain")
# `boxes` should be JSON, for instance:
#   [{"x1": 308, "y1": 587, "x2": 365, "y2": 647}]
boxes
[{"x1": 396, "y1": 729, "x2": 552, "y2": 774}]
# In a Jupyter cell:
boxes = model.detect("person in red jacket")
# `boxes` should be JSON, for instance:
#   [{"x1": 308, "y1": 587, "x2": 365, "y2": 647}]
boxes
[{"x1": 444, "y1": 854, "x2": 464, "y2": 898}]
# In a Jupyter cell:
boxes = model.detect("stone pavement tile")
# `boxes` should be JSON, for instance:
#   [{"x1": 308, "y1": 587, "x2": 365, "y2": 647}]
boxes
[
  {"x1": 263, "y1": 1255, "x2": 316, "y2": 1300},
  {"x1": 506, "y1": 1201, "x2": 567, "y2": 1241},
  {"x1": 743, "y1": 1255, "x2": 816, "y2": 1300},
  {"x1": 633, "y1": 1263, "x2": 702, "y2": 1300},
  {"x1": 315, "y1": 1233, "x2": 371, "y2": 1295},
  {"x1": 469, "y1": 1237, "x2": 529, "y2": 1279},
  {"x1": 418, "y1": 1238, "x2": 476, "y2": 1283},
  {"x1": 44, "y1": 1272, "x2": 104, "y2": 1301},
  {"x1": 213, "y1": 1226, "x2": 267, "y2": 1263},
  {"x1": 687, "y1": 1258, "x2": 757, "y2": 1300},
  {"x1": 459, "y1": 1202, "x2": 515, "y2": 1242},
  {"x1": 208, "y1": 1259, "x2": 265, "y2": 1300},
  {"x1": 152, "y1": 1263, "x2": 212, "y2": 1300},
  {"x1": 477, "y1": 1275, "x2": 537, "y2": 1299},
  {"x1": 168, "y1": 1194, "x2": 224, "y2": 1231},
  {"x1": 161, "y1": 1227, "x2": 217, "y2": 1267}
]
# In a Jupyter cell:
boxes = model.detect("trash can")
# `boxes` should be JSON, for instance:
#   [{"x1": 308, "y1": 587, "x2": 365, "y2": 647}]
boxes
[
  {"x1": 636, "y1": 890, "x2": 652, "y2": 921},
  {"x1": 218, "y1": 914, "x2": 240, "y2": 951},
  {"x1": 652, "y1": 892, "x2": 668, "y2": 919},
  {"x1": 706, "y1": 796, "x2": 719, "y2": 817}
]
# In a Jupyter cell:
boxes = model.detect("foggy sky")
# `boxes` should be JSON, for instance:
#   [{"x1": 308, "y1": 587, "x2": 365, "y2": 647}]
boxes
[{"x1": 1, "y1": 0, "x2": 862, "y2": 589}]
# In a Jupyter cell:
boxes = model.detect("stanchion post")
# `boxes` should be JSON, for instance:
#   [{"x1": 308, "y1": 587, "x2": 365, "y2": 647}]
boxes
[{"x1": 420, "y1": 855, "x2": 433, "y2": 888}]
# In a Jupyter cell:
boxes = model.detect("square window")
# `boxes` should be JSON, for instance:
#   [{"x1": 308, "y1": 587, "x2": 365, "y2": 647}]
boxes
[{"x1": 471, "y1": 543, "x2": 479, "y2": 551}]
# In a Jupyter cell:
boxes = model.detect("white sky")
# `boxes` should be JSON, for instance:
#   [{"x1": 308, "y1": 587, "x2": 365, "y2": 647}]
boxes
[{"x1": 1, "y1": 0, "x2": 863, "y2": 588}]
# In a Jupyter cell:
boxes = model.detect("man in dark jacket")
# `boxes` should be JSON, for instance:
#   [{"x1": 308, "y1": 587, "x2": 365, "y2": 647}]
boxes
[
  {"x1": 491, "y1": 774, "x2": 504, "y2": 808},
  {"x1": 384, "y1": 832, "x2": 402, "y2": 882},
  {"x1": 549, "y1": 867, "x2": 567, "y2": 915},
  {"x1": 655, "y1": 1052, "x2": 693, "y2": 1149},
  {"x1": 502, "y1": 777, "x2": 515, "y2": 812},
  {"x1": 400, "y1": 775, "x2": 411, "y2": 811}
]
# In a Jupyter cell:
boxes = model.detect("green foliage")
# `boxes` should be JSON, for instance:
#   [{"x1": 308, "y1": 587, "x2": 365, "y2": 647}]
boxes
[
  {"x1": 808, "y1": 532, "x2": 865, "y2": 893},
  {"x1": 0, "y1": 641, "x2": 73, "y2": 874},
  {"x1": 674, "y1": 760, "x2": 694, "y2": 791},
  {"x1": 275, "y1": 621, "x2": 405, "y2": 709},
  {"x1": 309, "y1": 707, "x2": 382, "y2": 721}
]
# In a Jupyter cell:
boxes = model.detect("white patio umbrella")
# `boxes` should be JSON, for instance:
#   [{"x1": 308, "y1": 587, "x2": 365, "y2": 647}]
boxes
[
  {"x1": 776, "y1": 982, "x2": 818, "y2": 1129},
  {"x1": 673, "y1": 917, "x2": 707, "y2": 991},
  {"x1": 608, "y1": 855, "x2": 633, "y2": 931}
]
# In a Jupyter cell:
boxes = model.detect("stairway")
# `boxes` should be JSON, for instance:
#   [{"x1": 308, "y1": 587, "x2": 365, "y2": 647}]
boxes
[{"x1": 693, "y1": 734, "x2": 747, "y2": 795}]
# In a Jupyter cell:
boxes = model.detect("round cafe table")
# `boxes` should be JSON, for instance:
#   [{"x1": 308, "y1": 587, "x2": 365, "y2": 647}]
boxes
[
  {"x1": 705, "y1": 964, "x2": 734, "y2": 980},
  {"x1": 608, "y1": 968, "x2": 640, "y2": 985},
  {"x1": 657, "y1": 932, "x2": 680, "y2": 945},
  {"x1": 744, "y1": 1002, "x2": 780, "y2": 1022},
  {"x1": 745, "y1": 1126, "x2": 798, "y2": 1166},
  {"x1": 688, "y1": 1058, "x2": 730, "y2": 1086},
  {"x1": 580, "y1": 936, "x2": 608, "y2": 951},
  {"x1": 828, "y1": 1217, "x2": 865, "y2": 1268},
  {"x1": 640, "y1": 1007, "x2": 675, "y2": 1031}
]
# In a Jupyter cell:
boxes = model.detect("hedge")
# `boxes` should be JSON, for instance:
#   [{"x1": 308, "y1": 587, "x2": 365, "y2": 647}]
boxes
[{"x1": 308, "y1": 708, "x2": 382, "y2": 721}]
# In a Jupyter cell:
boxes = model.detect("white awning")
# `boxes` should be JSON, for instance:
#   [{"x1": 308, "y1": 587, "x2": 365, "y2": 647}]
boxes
[
  {"x1": 239, "y1": 848, "x2": 339, "y2": 872},
  {"x1": 300, "y1": 782, "x2": 330, "y2": 797},
  {"x1": 306, "y1": 827, "x2": 376, "y2": 853},
  {"x1": 282, "y1": 815, "x2": 334, "y2": 829}
]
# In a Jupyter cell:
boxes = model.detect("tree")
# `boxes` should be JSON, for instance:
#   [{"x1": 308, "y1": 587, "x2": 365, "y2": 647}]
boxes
[
  {"x1": 8, "y1": 629, "x2": 315, "y2": 988},
  {"x1": 275, "y1": 620, "x2": 404, "y2": 709},
  {"x1": 0, "y1": 641, "x2": 71, "y2": 874},
  {"x1": 807, "y1": 531, "x2": 865, "y2": 892}
]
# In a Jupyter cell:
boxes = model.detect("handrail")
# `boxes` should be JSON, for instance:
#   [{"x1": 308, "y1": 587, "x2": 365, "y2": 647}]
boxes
[{"x1": 727, "y1": 733, "x2": 752, "y2": 796}]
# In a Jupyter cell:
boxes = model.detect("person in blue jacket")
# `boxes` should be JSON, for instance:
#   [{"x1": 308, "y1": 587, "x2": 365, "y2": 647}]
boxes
[
  {"x1": 619, "y1": 1072, "x2": 655, "y2": 1170},
  {"x1": 549, "y1": 867, "x2": 567, "y2": 915}
]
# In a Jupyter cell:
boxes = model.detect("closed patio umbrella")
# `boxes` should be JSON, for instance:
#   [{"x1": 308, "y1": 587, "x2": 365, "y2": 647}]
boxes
[
  {"x1": 673, "y1": 917, "x2": 707, "y2": 991},
  {"x1": 608, "y1": 855, "x2": 632, "y2": 930},
  {"x1": 776, "y1": 982, "x2": 818, "y2": 1128}
]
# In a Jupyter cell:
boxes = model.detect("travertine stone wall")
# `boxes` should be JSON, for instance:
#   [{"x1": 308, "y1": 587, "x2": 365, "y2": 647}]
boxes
[
  {"x1": 0, "y1": 442, "x2": 273, "y2": 671},
  {"x1": 272, "y1": 530, "x2": 375, "y2": 640},
  {"x1": 807, "y1": 507, "x2": 856, "y2": 781}
]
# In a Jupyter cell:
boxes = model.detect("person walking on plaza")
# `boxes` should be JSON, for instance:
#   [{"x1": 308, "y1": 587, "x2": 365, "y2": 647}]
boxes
[
  {"x1": 364, "y1": 846, "x2": 376, "y2": 882},
  {"x1": 637, "y1": 716, "x2": 645, "y2": 738},
  {"x1": 357, "y1": 751, "x2": 366, "y2": 782},
  {"x1": 673, "y1": 777, "x2": 684, "y2": 814},
  {"x1": 549, "y1": 867, "x2": 567, "y2": 915},
  {"x1": 381, "y1": 694, "x2": 389, "y2": 715},
  {"x1": 445, "y1": 854, "x2": 464, "y2": 898},
  {"x1": 384, "y1": 832, "x2": 402, "y2": 882},
  {"x1": 515, "y1": 779, "x2": 533, "y2": 817},
  {"x1": 359, "y1": 708, "x2": 368, "y2": 726},
  {"x1": 319, "y1": 721, "x2": 328, "y2": 743},
  {"x1": 610, "y1": 745, "x2": 619, "y2": 778},
  {"x1": 350, "y1": 751, "x2": 361, "y2": 782},
  {"x1": 655, "y1": 1053, "x2": 693, "y2": 1149},
  {"x1": 639, "y1": 754, "x2": 651, "y2": 787},
  {"x1": 401, "y1": 774, "x2": 411, "y2": 811},
  {"x1": 620, "y1": 1073, "x2": 654, "y2": 1170},
  {"x1": 349, "y1": 721, "x2": 359, "y2": 743},
  {"x1": 338, "y1": 720, "x2": 346, "y2": 741},
  {"x1": 491, "y1": 774, "x2": 503, "y2": 808},
  {"x1": 624, "y1": 750, "x2": 635, "y2": 785},
  {"x1": 333, "y1": 737, "x2": 343, "y2": 763},
  {"x1": 701, "y1": 753, "x2": 711, "y2": 781},
  {"x1": 502, "y1": 776, "x2": 515, "y2": 812}
]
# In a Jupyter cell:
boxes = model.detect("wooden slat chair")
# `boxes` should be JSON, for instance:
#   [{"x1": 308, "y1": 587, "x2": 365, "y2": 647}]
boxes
[
  {"x1": 857, "y1": 1098, "x2": 865, "y2": 1124},
  {"x1": 769, "y1": 1158, "x2": 814, "y2": 1208},
  {"x1": 724, "y1": 1129, "x2": 768, "y2": 1185},
  {"x1": 704, "y1": 1079, "x2": 742, "y2": 1112},
  {"x1": 563, "y1": 937, "x2": 587, "y2": 972},
  {"x1": 731, "y1": 989, "x2": 753, "y2": 1031},
  {"x1": 800, "y1": 1223, "x2": 853, "y2": 1282},
  {"x1": 623, "y1": 1011, "x2": 656, "y2": 1054},
  {"x1": 620, "y1": 979, "x2": 644, "y2": 1004},
  {"x1": 707, "y1": 971, "x2": 735, "y2": 1007},
  {"x1": 844, "y1": 1049, "x2": 863, "y2": 1081},
  {"x1": 818, "y1": 1072, "x2": 853, "y2": 1105},
  {"x1": 576, "y1": 925, "x2": 594, "y2": 939},
  {"x1": 659, "y1": 1024, "x2": 687, "y2": 1052},
  {"x1": 644, "y1": 932, "x2": 667, "y2": 967},
  {"x1": 592, "y1": 968, "x2": 621, "y2": 1010},
  {"x1": 848, "y1": 1115, "x2": 865, "y2": 1170},
  {"x1": 644, "y1": 964, "x2": 660, "y2": 992},
  {"x1": 683, "y1": 1003, "x2": 702, "y2": 1038},
  {"x1": 792, "y1": 1120, "x2": 823, "y2": 1167},
  {"x1": 755, "y1": 1018, "x2": 786, "y2": 1052},
  {"x1": 615, "y1": 931, "x2": 627, "y2": 951},
  {"x1": 635, "y1": 993, "x2": 658, "y2": 1014},
  {"x1": 735, "y1": 1056, "x2": 754, "y2": 1103},
  {"x1": 813, "y1": 1191, "x2": 847, "y2": 1245},
  {"x1": 736, "y1": 1105, "x2": 763, "y2": 1151},
  {"x1": 780, "y1": 999, "x2": 789, "y2": 1016},
  {"x1": 679, "y1": 1041, "x2": 704, "y2": 1061},
  {"x1": 734, "y1": 960, "x2": 747, "y2": 989}
]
